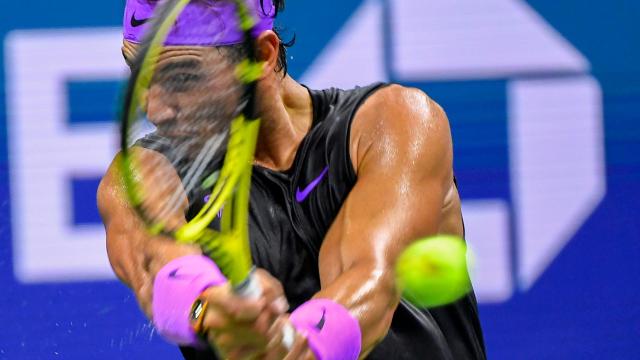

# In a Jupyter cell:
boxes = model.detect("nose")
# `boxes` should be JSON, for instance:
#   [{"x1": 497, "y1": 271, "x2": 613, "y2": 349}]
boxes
[{"x1": 146, "y1": 85, "x2": 177, "y2": 125}]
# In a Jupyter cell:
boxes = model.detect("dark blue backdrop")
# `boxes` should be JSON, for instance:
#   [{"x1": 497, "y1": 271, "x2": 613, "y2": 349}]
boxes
[{"x1": 1, "y1": 1, "x2": 638, "y2": 359}]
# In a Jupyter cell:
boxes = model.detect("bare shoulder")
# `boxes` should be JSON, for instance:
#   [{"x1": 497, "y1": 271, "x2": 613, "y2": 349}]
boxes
[
  {"x1": 350, "y1": 84, "x2": 452, "y2": 174},
  {"x1": 97, "y1": 153, "x2": 129, "y2": 223},
  {"x1": 97, "y1": 149, "x2": 158, "y2": 219}
]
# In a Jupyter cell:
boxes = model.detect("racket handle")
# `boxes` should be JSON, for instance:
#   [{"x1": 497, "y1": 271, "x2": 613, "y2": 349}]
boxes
[
  {"x1": 233, "y1": 268, "x2": 296, "y2": 350},
  {"x1": 234, "y1": 267, "x2": 263, "y2": 299}
]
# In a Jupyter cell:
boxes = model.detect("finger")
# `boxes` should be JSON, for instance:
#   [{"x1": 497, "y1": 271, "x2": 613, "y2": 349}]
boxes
[
  {"x1": 255, "y1": 269, "x2": 289, "y2": 313},
  {"x1": 271, "y1": 295, "x2": 290, "y2": 314},
  {"x1": 200, "y1": 303, "x2": 275, "y2": 353},
  {"x1": 227, "y1": 345, "x2": 262, "y2": 360},
  {"x1": 255, "y1": 268, "x2": 284, "y2": 298},
  {"x1": 207, "y1": 331, "x2": 228, "y2": 359},
  {"x1": 301, "y1": 348, "x2": 317, "y2": 360},
  {"x1": 204, "y1": 284, "x2": 266, "y2": 322},
  {"x1": 283, "y1": 334, "x2": 310, "y2": 360},
  {"x1": 265, "y1": 317, "x2": 285, "y2": 352},
  {"x1": 210, "y1": 326, "x2": 270, "y2": 348},
  {"x1": 234, "y1": 300, "x2": 268, "y2": 322},
  {"x1": 264, "y1": 317, "x2": 295, "y2": 360},
  {"x1": 200, "y1": 307, "x2": 231, "y2": 334},
  {"x1": 209, "y1": 332, "x2": 234, "y2": 352},
  {"x1": 252, "y1": 305, "x2": 278, "y2": 336},
  {"x1": 195, "y1": 296, "x2": 234, "y2": 334}
]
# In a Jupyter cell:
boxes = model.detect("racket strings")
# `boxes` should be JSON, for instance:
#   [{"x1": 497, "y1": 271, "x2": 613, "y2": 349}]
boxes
[
  {"x1": 120, "y1": 0, "x2": 264, "y2": 285},
  {"x1": 176, "y1": 115, "x2": 255, "y2": 242},
  {"x1": 147, "y1": 133, "x2": 226, "y2": 226},
  {"x1": 127, "y1": 5, "x2": 249, "y2": 232}
]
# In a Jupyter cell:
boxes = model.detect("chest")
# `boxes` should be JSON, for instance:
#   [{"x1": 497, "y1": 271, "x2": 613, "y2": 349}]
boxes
[
  {"x1": 248, "y1": 163, "x2": 340, "y2": 257},
  {"x1": 186, "y1": 158, "x2": 352, "y2": 306}
]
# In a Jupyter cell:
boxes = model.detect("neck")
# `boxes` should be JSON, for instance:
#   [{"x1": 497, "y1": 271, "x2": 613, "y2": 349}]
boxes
[{"x1": 253, "y1": 75, "x2": 313, "y2": 171}]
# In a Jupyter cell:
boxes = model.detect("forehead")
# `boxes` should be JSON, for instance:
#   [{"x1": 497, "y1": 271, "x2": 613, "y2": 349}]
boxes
[
  {"x1": 123, "y1": 41, "x2": 229, "y2": 68},
  {"x1": 157, "y1": 46, "x2": 222, "y2": 61}
]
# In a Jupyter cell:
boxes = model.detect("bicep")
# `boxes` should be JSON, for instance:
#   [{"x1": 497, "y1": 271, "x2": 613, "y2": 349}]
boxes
[{"x1": 319, "y1": 87, "x2": 453, "y2": 286}]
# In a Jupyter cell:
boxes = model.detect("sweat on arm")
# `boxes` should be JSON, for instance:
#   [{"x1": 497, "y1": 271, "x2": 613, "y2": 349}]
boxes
[
  {"x1": 313, "y1": 85, "x2": 455, "y2": 356},
  {"x1": 97, "y1": 150, "x2": 203, "y2": 317}
]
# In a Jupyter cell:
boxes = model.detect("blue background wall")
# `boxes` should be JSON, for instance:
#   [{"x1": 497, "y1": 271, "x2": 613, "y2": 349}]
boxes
[{"x1": 1, "y1": 1, "x2": 638, "y2": 359}]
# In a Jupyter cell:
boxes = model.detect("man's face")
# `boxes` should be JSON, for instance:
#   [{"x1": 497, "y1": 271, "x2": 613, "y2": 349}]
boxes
[{"x1": 142, "y1": 46, "x2": 242, "y2": 142}]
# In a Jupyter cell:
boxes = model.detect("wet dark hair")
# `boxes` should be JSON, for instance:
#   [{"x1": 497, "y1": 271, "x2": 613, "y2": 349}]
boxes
[
  {"x1": 216, "y1": 0, "x2": 293, "y2": 76},
  {"x1": 262, "y1": 0, "x2": 294, "y2": 76}
]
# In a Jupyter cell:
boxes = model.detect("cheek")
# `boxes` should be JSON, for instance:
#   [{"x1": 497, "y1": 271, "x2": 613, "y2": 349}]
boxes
[
  {"x1": 146, "y1": 87, "x2": 176, "y2": 124},
  {"x1": 197, "y1": 74, "x2": 242, "y2": 113}
]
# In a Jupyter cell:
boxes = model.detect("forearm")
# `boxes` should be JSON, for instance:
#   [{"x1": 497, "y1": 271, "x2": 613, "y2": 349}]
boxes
[
  {"x1": 313, "y1": 262, "x2": 400, "y2": 356},
  {"x1": 106, "y1": 226, "x2": 203, "y2": 318},
  {"x1": 99, "y1": 158, "x2": 200, "y2": 317},
  {"x1": 106, "y1": 228, "x2": 154, "y2": 316}
]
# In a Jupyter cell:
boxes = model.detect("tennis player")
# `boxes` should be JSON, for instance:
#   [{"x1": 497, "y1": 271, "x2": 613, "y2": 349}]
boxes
[{"x1": 98, "y1": 0, "x2": 486, "y2": 358}]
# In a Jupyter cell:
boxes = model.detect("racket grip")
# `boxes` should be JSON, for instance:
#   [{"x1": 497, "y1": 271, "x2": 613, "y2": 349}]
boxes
[
  {"x1": 234, "y1": 267, "x2": 263, "y2": 299},
  {"x1": 233, "y1": 268, "x2": 296, "y2": 350}
]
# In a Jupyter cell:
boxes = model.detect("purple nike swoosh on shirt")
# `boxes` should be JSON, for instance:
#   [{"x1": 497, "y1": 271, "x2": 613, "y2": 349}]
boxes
[{"x1": 296, "y1": 166, "x2": 329, "y2": 202}]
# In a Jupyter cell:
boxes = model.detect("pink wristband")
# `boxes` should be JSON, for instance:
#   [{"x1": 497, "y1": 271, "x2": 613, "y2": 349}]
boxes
[
  {"x1": 289, "y1": 299, "x2": 362, "y2": 360},
  {"x1": 152, "y1": 255, "x2": 227, "y2": 346}
]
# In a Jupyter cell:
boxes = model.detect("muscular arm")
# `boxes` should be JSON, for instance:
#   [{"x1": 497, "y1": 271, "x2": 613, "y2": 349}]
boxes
[
  {"x1": 97, "y1": 150, "x2": 201, "y2": 317},
  {"x1": 315, "y1": 86, "x2": 455, "y2": 355},
  {"x1": 99, "y1": 149, "x2": 290, "y2": 357}
]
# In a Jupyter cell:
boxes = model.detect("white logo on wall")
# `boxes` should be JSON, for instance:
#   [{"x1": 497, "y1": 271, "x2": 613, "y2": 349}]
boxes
[
  {"x1": 4, "y1": 1, "x2": 606, "y2": 293},
  {"x1": 5, "y1": 29, "x2": 125, "y2": 282},
  {"x1": 302, "y1": 0, "x2": 606, "y2": 302}
]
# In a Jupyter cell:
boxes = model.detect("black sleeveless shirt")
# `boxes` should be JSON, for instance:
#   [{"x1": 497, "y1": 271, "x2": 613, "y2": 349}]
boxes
[{"x1": 144, "y1": 83, "x2": 486, "y2": 359}]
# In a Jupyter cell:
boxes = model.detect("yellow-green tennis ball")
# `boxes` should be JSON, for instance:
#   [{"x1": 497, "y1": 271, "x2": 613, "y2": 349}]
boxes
[{"x1": 396, "y1": 235, "x2": 471, "y2": 308}]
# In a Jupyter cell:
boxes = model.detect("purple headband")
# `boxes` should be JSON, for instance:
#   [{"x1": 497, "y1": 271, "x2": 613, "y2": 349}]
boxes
[{"x1": 123, "y1": 0, "x2": 275, "y2": 46}]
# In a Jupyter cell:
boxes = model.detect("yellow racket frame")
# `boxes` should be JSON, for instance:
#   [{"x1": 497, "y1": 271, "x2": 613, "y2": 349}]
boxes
[{"x1": 120, "y1": 0, "x2": 262, "y2": 286}]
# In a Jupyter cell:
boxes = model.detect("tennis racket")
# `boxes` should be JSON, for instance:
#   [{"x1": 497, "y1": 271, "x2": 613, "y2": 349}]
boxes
[{"x1": 119, "y1": 0, "x2": 290, "y2": 343}]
